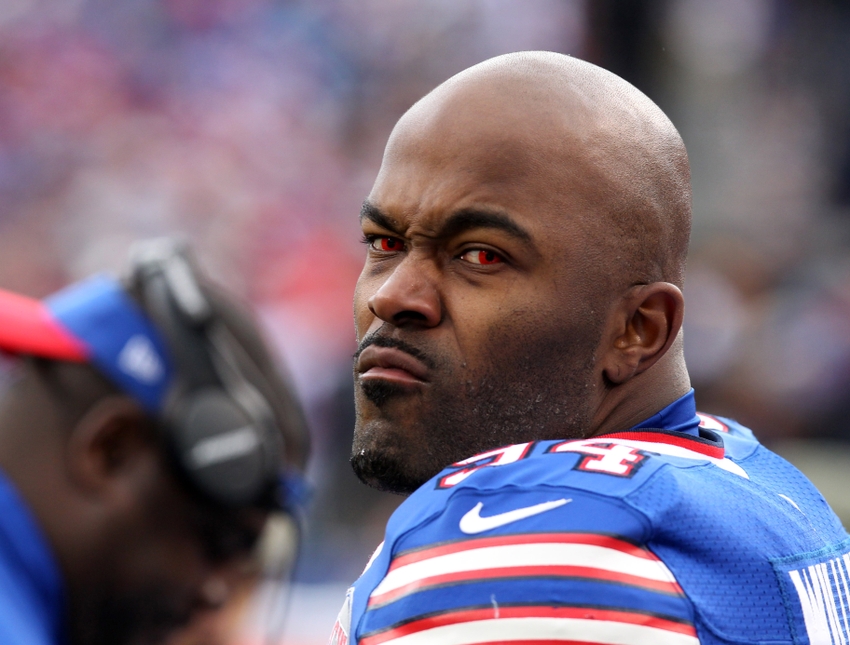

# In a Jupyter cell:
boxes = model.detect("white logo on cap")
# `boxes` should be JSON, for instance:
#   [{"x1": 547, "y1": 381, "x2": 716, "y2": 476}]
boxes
[{"x1": 117, "y1": 334, "x2": 164, "y2": 384}]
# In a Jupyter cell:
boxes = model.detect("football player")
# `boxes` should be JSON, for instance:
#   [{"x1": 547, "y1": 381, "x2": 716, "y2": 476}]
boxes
[{"x1": 332, "y1": 51, "x2": 850, "y2": 644}]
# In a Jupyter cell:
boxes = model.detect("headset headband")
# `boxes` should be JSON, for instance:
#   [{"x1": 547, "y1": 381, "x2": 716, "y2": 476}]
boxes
[{"x1": 129, "y1": 239, "x2": 285, "y2": 509}]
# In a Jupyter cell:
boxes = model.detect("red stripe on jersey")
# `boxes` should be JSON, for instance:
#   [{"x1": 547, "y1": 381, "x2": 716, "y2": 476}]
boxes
[
  {"x1": 369, "y1": 563, "x2": 684, "y2": 607},
  {"x1": 600, "y1": 431, "x2": 725, "y2": 459},
  {"x1": 328, "y1": 621, "x2": 349, "y2": 645},
  {"x1": 461, "y1": 642, "x2": 662, "y2": 645},
  {"x1": 454, "y1": 641, "x2": 667, "y2": 645},
  {"x1": 360, "y1": 605, "x2": 696, "y2": 645},
  {"x1": 389, "y1": 532, "x2": 657, "y2": 571}
]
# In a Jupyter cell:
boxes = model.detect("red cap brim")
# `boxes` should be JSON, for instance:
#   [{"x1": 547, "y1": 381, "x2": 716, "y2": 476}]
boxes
[{"x1": 0, "y1": 288, "x2": 88, "y2": 362}]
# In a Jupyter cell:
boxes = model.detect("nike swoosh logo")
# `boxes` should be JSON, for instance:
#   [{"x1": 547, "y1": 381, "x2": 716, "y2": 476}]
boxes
[{"x1": 459, "y1": 498, "x2": 571, "y2": 535}]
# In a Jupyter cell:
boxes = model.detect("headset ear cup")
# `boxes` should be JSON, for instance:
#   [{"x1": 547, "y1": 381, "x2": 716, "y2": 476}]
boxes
[{"x1": 172, "y1": 388, "x2": 271, "y2": 506}]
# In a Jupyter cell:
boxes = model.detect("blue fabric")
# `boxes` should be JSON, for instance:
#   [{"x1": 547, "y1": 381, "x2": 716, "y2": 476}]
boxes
[
  {"x1": 46, "y1": 276, "x2": 173, "y2": 413},
  {"x1": 631, "y1": 388, "x2": 701, "y2": 436},
  {"x1": 337, "y1": 393, "x2": 850, "y2": 644},
  {"x1": 0, "y1": 469, "x2": 64, "y2": 645}
]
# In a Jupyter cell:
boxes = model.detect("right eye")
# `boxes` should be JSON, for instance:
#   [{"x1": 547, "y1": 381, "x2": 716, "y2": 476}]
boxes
[{"x1": 369, "y1": 236, "x2": 405, "y2": 252}]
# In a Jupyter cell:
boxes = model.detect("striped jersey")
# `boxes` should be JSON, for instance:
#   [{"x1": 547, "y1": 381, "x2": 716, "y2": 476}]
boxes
[{"x1": 329, "y1": 391, "x2": 850, "y2": 644}]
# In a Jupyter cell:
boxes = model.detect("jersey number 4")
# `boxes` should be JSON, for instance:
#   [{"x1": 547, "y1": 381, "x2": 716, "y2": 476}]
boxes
[{"x1": 548, "y1": 441, "x2": 648, "y2": 478}]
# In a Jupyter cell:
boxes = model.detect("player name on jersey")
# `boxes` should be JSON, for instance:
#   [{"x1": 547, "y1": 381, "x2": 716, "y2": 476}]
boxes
[{"x1": 786, "y1": 548, "x2": 850, "y2": 644}]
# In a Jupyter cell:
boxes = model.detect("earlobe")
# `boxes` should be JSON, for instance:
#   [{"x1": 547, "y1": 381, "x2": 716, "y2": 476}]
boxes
[
  {"x1": 602, "y1": 283, "x2": 684, "y2": 385},
  {"x1": 65, "y1": 396, "x2": 155, "y2": 501}
]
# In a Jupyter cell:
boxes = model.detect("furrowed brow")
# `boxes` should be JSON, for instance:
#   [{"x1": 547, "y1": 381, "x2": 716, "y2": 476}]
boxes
[
  {"x1": 440, "y1": 209, "x2": 533, "y2": 244},
  {"x1": 360, "y1": 201, "x2": 403, "y2": 235}
]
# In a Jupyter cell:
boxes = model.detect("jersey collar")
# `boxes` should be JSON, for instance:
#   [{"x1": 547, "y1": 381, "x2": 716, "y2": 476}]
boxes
[
  {"x1": 630, "y1": 389, "x2": 701, "y2": 436},
  {"x1": 597, "y1": 390, "x2": 725, "y2": 459}
]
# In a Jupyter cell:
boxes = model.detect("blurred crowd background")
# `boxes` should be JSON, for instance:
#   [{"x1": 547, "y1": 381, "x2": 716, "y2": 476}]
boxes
[{"x1": 0, "y1": 0, "x2": 849, "y2": 642}]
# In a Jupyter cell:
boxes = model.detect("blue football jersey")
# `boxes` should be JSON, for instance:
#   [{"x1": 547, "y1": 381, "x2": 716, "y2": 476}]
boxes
[{"x1": 330, "y1": 393, "x2": 850, "y2": 645}]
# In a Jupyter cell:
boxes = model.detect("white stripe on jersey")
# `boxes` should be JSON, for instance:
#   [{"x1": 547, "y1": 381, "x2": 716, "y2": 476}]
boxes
[
  {"x1": 368, "y1": 616, "x2": 699, "y2": 645},
  {"x1": 371, "y1": 541, "x2": 678, "y2": 598}
]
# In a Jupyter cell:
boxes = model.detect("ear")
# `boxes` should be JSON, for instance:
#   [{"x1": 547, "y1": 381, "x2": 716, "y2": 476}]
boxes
[
  {"x1": 600, "y1": 282, "x2": 685, "y2": 385},
  {"x1": 65, "y1": 395, "x2": 158, "y2": 505}
]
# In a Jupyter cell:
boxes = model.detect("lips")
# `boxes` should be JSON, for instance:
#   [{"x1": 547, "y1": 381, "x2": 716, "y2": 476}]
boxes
[{"x1": 357, "y1": 345, "x2": 429, "y2": 385}]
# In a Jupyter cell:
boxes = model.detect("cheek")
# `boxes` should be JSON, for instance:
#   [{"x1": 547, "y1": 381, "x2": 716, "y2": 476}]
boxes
[
  {"x1": 100, "y1": 519, "x2": 205, "y2": 625},
  {"x1": 129, "y1": 489, "x2": 211, "y2": 592},
  {"x1": 451, "y1": 296, "x2": 587, "y2": 381},
  {"x1": 132, "y1": 521, "x2": 206, "y2": 589},
  {"x1": 353, "y1": 274, "x2": 376, "y2": 339},
  {"x1": 445, "y1": 290, "x2": 540, "y2": 364}
]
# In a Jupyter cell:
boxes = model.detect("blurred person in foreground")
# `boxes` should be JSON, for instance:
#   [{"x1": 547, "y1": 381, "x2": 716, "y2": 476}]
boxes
[
  {"x1": 0, "y1": 238, "x2": 308, "y2": 645},
  {"x1": 333, "y1": 51, "x2": 850, "y2": 644}
]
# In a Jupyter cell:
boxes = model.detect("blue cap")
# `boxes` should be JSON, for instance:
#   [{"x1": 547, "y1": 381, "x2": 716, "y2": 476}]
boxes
[{"x1": 0, "y1": 275, "x2": 174, "y2": 413}]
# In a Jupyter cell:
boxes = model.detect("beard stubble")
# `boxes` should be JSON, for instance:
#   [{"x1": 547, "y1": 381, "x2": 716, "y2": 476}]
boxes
[{"x1": 350, "y1": 319, "x2": 601, "y2": 495}]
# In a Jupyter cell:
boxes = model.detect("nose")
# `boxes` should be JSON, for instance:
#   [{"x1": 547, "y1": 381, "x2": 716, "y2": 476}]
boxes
[{"x1": 367, "y1": 257, "x2": 441, "y2": 328}]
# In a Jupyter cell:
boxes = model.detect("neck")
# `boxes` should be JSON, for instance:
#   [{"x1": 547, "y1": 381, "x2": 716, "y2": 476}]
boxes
[{"x1": 588, "y1": 345, "x2": 691, "y2": 438}]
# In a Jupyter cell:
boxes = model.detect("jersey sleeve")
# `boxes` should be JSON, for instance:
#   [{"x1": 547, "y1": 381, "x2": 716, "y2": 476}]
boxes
[{"x1": 353, "y1": 486, "x2": 698, "y2": 645}]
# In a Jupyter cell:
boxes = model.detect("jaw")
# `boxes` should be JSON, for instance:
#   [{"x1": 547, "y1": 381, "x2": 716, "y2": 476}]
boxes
[
  {"x1": 350, "y1": 418, "x2": 431, "y2": 495},
  {"x1": 350, "y1": 340, "x2": 603, "y2": 493}
]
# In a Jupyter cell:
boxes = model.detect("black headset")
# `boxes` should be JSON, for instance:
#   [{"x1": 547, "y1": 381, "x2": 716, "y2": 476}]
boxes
[{"x1": 129, "y1": 238, "x2": 284, "y2": 509}]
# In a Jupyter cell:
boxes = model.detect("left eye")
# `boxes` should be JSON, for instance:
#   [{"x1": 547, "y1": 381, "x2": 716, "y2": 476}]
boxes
[{"x1": 460, "y1": 249, "x2": 503, "y2": 265}]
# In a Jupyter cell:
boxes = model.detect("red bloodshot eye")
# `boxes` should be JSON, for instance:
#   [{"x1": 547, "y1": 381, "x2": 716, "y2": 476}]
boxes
[
  {"x1": 477, "y1": 250, "x2": 502, "y2": 264},
  {"x1": 379, "y1": 237, "x2": 401, "y2": 251}
]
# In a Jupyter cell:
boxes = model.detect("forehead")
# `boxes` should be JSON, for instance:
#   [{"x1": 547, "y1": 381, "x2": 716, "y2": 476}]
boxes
[{"x1": 366, "y1": 85, "x2": 604, "y2": 244}]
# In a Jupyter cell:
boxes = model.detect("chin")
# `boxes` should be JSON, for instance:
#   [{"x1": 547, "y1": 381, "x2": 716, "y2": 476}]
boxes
[
  {"x1": 350, "y1": 450, "x2": 424, "y2": 495},
  {"x1": 357, "y1": 376, "x2": 420, "y2": 408},
  {"x1": 350, "y1": 422, "x2": 434, "y2": 495}
]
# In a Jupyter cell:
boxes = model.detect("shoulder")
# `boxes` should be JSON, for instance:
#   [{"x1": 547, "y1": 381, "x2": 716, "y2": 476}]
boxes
[
  {"x1": 409, "y1": 423, "x2": 752, "y2": 508},
  {"x1": 380, "y1": 422, "x2": 763, "y2": 547},
  {"x1": 345, "y1": 419, "x2": 850, "y2": 644},
  {"x1": 346, "y1": 439, "x2": 705, "y2": 644},
  {"x1": 0, "y1": 474, "x2": 63, "y2": 645},
  {"x1": 0, "y1": 563, "x2": 57, "y2": 645}
]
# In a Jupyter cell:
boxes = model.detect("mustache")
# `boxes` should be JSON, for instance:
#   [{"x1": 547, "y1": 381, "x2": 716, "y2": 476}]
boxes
[{"x1": 354, "y1": 331, "x2": 437, "y2": 370}]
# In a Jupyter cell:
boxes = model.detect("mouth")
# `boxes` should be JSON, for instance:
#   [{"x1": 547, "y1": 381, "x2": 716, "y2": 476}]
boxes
[{"x1": 356, "y1": 345, "x2": 429, "y2": 387}]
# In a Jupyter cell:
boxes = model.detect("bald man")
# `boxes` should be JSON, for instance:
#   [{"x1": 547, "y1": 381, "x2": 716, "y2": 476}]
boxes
[
  {"x1": 331, "y1": 52, "x2": 850, "y2": 644},
  {"x1": 0, "y1": 239, "x2": 308, "y2": 645}
]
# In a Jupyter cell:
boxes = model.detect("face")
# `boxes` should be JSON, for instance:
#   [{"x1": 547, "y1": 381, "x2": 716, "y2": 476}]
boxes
[
  {"x1": 69, "y1": 464, "x2": 266, "y2": 645},
  {"x1": 351, "y1": 91, "x2": 613, "y2": 494}
]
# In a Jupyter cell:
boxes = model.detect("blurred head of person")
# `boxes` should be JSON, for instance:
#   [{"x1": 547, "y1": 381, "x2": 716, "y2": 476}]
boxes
[{"x1": 0, "y1": 239, "x2": 309, "y2": 645}]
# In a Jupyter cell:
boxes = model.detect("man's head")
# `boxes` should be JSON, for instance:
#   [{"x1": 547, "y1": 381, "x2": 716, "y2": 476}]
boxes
[
  {"x1": 352, "y1": 51, "x2": 692, "y2": 494},
  {"x1": 0, "y1": 241, "x2": 308, "y2": 645}
]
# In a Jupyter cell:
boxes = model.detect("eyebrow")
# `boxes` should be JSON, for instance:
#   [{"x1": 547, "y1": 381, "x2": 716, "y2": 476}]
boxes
[
  {"x1": 360, "y1": 201, "x2": 534, "y2": 245},
  {"x1": 439, "y1": 208, "x2": 533, "y2": 244},
  {"x1": 360, "y1": 201, "x2": 402, "y2": 234}
]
